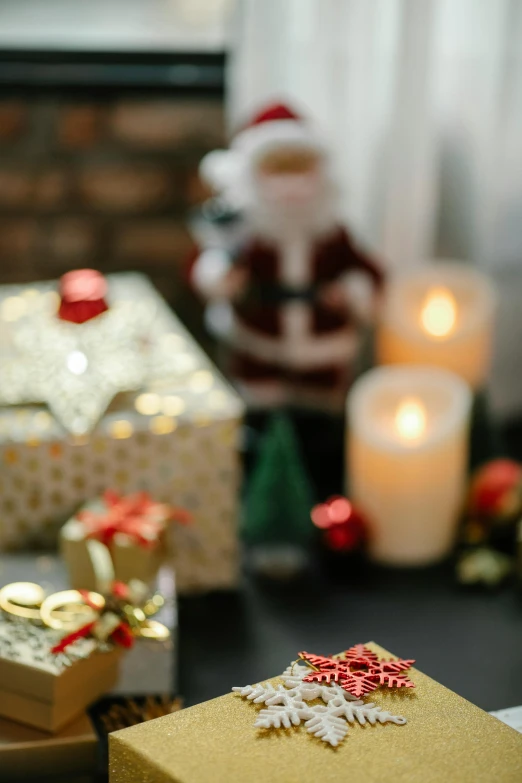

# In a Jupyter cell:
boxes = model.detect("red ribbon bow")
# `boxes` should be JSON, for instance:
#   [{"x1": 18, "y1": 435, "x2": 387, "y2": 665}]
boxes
[
  {"x1": 58, "y1": 268, "x2": 109, "y2": 324},
  {"x1": 77, "y1": 490, "x2": 191, "y2": 549},
  {"x1": 51, "y1": 583, "x2": 139, "y2": 654}
]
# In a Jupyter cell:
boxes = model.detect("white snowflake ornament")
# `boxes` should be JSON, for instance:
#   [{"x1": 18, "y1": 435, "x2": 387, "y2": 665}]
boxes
[{"x1": 233, "y1": 662, "x2": 407, "y2": 747}]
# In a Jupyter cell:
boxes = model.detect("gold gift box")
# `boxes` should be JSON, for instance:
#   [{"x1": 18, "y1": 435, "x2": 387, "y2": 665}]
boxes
[
  {"x1": 109, "y1": 642, "x2": 522, "y2": 783},
  {"x1": 0, "y1": 712, "x2": 97, "y2": 781},
  {"x1": 60, "y1": 498, "x2": 165, "y2": 591},
  {"x1": 0, "y1": 618, "x2": 121, "y2": 733}
]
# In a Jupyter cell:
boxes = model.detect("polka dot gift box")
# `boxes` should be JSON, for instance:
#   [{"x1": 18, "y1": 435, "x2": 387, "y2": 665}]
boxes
[{"x1": 0, "y1": 273, "x2": 244, "y2": 593}]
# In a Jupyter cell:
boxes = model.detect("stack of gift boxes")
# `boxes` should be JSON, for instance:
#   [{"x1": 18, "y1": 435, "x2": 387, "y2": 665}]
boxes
[
  {"x1": 0, "y1": 270, "x2": 244, "y2": 779},
  {"x1": 0, "y1": 611, "x2": 121, "y2": 779},
  {"x1": 0, "y1": 549, "x2": 179, "y2": 780}
]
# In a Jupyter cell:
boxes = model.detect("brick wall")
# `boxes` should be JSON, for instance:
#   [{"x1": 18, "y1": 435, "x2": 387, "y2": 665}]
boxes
[{"x1": 0, "y1": 96, "x2": 224, "y2": 339}]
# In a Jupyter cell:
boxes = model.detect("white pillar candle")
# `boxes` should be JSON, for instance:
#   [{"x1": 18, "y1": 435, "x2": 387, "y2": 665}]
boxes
[
  {"x1": 348, "y1": 366, "x2": 472, "y2": 565},
  {"x1": 377, "y1": 263, "x2": 496, "y2": 388}
]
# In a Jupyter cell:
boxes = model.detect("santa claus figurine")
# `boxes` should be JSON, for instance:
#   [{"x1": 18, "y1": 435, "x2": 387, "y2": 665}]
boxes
[{"x1": 190, "y1": 102, "x2": 384, "y2": 411}]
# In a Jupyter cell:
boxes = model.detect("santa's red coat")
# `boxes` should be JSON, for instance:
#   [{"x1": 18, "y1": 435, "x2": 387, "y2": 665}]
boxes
[
  {"x1": 230, "y1": 226, "x2": 382, "y2": 381},
  {"x1": 192, "y1": 224, "x2": 383, "y2": 405}
]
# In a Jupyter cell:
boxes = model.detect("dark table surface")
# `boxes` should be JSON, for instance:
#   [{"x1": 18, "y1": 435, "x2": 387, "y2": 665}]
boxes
[
  {"x1": 2, "y1": 552, "x2": 521, "y2": 714},
  {"x1": 179, "y1": 561, "x2": 522, "y2": 715}
]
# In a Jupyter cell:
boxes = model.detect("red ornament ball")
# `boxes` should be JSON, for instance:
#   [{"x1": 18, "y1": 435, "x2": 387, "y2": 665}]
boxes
[
  {"x1": 468, "y1": 459, "x2": 522, "y2": 518},
  {"x1": 311, "y1": 496, "x2": 367, "y2": 553}
]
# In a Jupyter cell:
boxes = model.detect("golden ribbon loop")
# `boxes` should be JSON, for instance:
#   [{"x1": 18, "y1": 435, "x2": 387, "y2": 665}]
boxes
[
  {"x1": 0, "y1": 582, "x2": 45, "y2": 620},
  {"x1": 0, "y1": 576, "x2": 169, "y2": 642},
  {"x1": 138, "y1": 619, "x2": 170, "y2": 642},
  {"x1": 0, "y1": 522, "x2": 172, "y2": 646},
  {"x1": 40, "y1": 589, "x2": 105, "y2": 630}
]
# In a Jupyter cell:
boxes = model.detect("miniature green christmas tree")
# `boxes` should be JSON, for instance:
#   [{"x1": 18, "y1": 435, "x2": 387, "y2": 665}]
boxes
[{"x1": 243, "y1": 412, "x2": 315, "y2": 547}]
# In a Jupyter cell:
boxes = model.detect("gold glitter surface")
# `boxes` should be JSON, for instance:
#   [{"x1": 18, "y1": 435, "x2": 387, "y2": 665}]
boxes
[{"x1": 109, "y1": 643, "x2": 522, "y2": 783}]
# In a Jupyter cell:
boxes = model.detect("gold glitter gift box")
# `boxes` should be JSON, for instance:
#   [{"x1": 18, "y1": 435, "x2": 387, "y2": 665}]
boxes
[
  {"x1": 0, "y1": 616, "x2": 122, "y2": 733},
  {"x1": 0, "y1": 273, "x2": 244, "y2": 593},
  {"x1": 109, "y1": 642, "x2": 522, "y2": 783}
]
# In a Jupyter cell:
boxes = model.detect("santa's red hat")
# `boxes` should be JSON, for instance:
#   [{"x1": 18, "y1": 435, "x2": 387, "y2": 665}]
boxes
[
  {"x1": 246, "y1": 103, "x2": 302, "y2": 126},
  {"x1": 235, "y1": 102, "x2": 321, "y2": 157},
  {"x1": 200, "y1": 101, "x2": 323, "y2": 196}
]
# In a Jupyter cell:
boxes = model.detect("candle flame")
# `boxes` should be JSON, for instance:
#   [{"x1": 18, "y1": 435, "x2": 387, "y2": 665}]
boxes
[
  {"x1": 420, "y1": 287, "x2": 457, "y2": 338},
  {"x1": 395, "y1": 398, "x2": 427, "y2": 442}
]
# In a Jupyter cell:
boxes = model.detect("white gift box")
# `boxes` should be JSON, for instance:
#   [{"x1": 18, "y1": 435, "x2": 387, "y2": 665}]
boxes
[{"x1": 0, "y1": 273, "x2": 244, "y2": 593}]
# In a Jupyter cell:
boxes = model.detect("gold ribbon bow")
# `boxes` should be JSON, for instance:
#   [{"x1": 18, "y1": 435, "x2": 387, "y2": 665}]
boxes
[{"x1": 0, "y1": 541, "x2": 169, "y2": 651}]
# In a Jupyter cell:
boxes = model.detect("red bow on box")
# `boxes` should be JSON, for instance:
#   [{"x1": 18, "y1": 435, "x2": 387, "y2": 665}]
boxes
[
  {"x1": 51, "y1": 580, "x2": 168, "y2": 654},
  {"x1": 58, "y1": 269, "x2": 109, "y2": 324},
  {"x1": 77, "y1": 490, "x2": 192, "y2": 549}
]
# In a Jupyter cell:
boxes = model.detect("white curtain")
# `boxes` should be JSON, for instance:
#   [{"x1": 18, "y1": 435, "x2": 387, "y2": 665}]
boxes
[{"x1": 228, "y1": 0, "x2": 522, "y2": 418}]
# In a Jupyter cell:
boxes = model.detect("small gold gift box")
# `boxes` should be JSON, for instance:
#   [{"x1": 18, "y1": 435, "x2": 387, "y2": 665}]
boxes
[
  {"x1": 109, "y1": 642, "x2": 522, "y2": 783},
  {"x1": 60, "y1": 493, "x2": 173, "y2": 591},
  {"x1": 0, "y1": 616, "x2": 121, "y2": 733}
]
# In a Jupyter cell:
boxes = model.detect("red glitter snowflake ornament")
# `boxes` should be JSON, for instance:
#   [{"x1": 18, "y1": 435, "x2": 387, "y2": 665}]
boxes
[{"x1": 298, "y1": 645, "x2": 415, "y2": 699}]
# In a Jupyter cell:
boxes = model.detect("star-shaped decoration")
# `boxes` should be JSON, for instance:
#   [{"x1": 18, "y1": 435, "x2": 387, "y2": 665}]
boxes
[
  {"x1": 0, "y1": 275, "x2": 217, "y2": 436},
  {"x1": 299, "y1": 645, "x2": 416, "y2": 699},
  {"x1": 0, "y1": 299, "x2": 159, "y2": 436}
]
